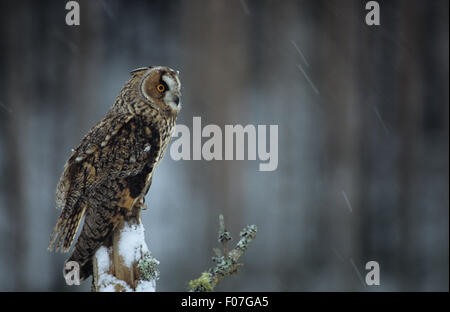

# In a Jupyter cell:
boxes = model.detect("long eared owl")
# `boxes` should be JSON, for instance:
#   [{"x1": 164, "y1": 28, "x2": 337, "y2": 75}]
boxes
[{"x1": 48, "y1": 66, "x2": 181, "y2": 281}]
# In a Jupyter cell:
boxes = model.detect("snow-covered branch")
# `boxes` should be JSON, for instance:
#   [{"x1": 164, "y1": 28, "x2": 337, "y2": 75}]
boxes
[
  {"x1": 91, "y1": 212, "x2": 257, "y2": 292},
  {"x1": 92, "y1": 211, "x2": 159, "y2": 292}
]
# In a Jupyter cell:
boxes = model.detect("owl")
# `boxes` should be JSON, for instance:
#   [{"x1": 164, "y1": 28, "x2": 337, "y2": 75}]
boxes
[{"x1": 48, "y1": 66, "x2": 181, "y2": 281}]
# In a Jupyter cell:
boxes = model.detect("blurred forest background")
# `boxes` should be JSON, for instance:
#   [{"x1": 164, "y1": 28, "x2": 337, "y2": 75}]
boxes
[{"x1": 0, "y1": 0, "x2": 448, "y2": 291}]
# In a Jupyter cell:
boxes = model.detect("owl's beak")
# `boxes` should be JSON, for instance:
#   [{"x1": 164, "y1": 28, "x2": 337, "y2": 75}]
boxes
[
  {"x1": 172, "y1": 95, "x2": 180, "y2": 106},
  {"x1": 169, "y1": 91, "x2": 181, "y2": 106},
  {"x1": 165, "y1": 92, "x2": 182, "y2": 111}
]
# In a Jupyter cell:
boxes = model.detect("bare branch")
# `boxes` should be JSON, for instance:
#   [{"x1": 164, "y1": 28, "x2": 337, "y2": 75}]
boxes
[{"x1": 187, "y1": 215, "x2": 257, "y2": 292}]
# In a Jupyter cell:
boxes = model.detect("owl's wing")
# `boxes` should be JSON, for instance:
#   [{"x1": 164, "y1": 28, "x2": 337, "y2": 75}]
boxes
[{"x1": 48, "y1": 113, "x2": 162, "y2": 252}]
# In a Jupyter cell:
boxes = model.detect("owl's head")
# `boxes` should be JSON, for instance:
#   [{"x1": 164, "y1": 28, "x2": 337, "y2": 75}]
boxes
[{"x1": 131, "y1": 66, "x2": 181, "y2": 114}]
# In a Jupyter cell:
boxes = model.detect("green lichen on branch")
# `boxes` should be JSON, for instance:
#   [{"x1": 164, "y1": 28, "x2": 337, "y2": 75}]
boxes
[
  {"x1": 187, "y1": 272, "x2": 214, "y2": 292},
  {"x1": 187, "y1": 215, "x2": 257, "y2": 292},
  {"x1": 137, "y1": 251, "x2": 160, "y2": 281}
]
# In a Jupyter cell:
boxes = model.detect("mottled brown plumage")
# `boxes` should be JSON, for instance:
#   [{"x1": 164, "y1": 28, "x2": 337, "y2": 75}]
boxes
[{"x1": 48, "y1": 66, "x2": 181, "y2": 281}]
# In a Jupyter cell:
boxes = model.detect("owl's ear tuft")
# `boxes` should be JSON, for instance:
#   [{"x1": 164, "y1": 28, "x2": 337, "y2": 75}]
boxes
[{"x1": 130, "y1": 67, "x2": 153, "y2": 75}]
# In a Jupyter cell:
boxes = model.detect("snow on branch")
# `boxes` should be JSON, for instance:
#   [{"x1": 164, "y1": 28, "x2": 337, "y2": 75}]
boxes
[
  {"x1": 187, "y1": 215, "x2": 258, "y2": 292},
  {"x1": 91, "y1": 211, "x2": 257, "y2": 292},
  {"x1": 92, "y1": 210, "x2": 159, "y2": 292}
]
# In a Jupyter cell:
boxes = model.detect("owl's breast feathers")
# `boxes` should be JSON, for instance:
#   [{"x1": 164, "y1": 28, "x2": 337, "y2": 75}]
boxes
[{"x1": 49, "y1": 110, "x2": 175, "y2": 253}]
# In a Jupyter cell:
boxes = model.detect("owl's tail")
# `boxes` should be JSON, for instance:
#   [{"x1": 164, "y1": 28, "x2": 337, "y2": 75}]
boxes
[
  {"x1": 48, "y1": 199, "x2": 87, "y2": 253},
  {"x1": 65, "y1": 202, "x2": 116, "y2": 281}
]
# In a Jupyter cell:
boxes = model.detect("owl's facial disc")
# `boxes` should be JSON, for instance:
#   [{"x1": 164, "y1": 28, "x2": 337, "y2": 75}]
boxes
[{"x1": 140, "y1": 66, "x2": 181, "y2": 113}]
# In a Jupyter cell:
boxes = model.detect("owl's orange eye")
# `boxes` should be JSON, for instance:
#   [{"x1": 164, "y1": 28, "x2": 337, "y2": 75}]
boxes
[{"x1": 156, "y1": 84, "x2": 165, "y2": 93}]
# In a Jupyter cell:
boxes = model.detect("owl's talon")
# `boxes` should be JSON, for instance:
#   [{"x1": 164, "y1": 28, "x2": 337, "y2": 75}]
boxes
[{"x1": 136, "y1": 200, "x2": 147, "y2": 210}]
